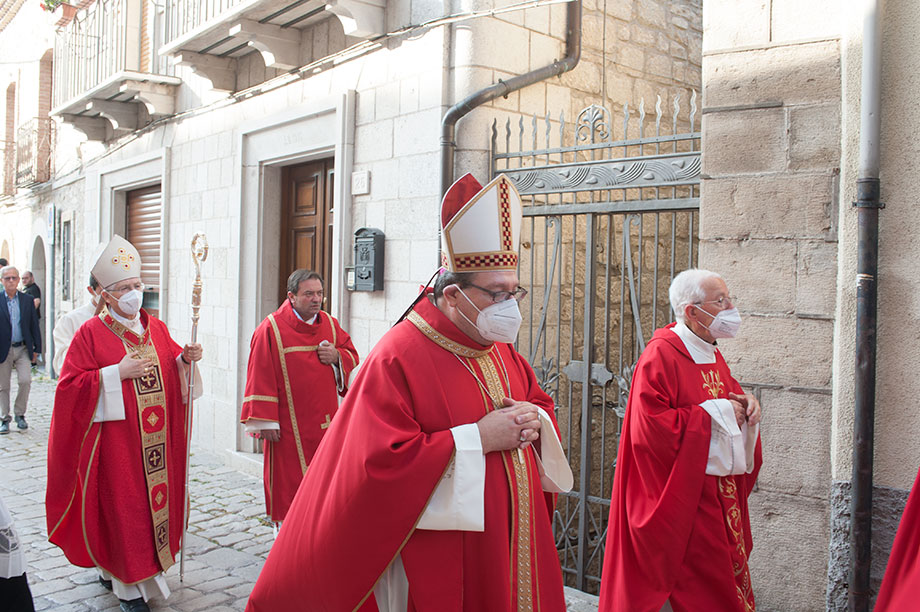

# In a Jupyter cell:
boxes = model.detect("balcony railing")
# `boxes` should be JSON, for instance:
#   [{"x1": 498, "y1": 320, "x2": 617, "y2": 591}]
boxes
[
  {"x1": 53, "y1": 0, "x2": 175, "y2": 112},
  {"x1": 163, "y1": 0, "x2": 249, "y2": 46},
  {"x1": 16, "y1": 118, "x2": 55, "y2": 187}
]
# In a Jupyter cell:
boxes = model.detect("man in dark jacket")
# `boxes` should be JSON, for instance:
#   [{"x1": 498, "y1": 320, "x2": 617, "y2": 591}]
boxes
[{"x1": 0, "y1": 266, "x2": 41, "y2": 434}]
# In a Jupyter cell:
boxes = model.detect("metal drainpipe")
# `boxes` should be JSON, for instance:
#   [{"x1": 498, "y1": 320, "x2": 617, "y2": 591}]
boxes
[
  {"x1": 439, "y1": 0, "x2": 582, "y2": 202},
  {"x1": 849, "y1": 0, "x2": 883, "y2": 609}
]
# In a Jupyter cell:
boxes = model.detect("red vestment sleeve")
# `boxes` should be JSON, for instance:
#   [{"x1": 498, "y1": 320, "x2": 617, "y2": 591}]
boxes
[
  {"x1": 240, "y1": 319, "x2": 282, "y2": 425},
  {"x1": 46, "y1": 323, "x2": 104, "y2": 567},
  {"x1": 875, "y1": 465, "x2": 920, "y2": 611},
  {"x1": 246, "y1": 334, "x2": 456, "y2": 612}
]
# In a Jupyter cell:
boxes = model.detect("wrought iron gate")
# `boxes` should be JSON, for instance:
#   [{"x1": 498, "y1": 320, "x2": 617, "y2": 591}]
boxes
[{"x1": 491, "y1": 93, "x2": 701, "y2": 594}]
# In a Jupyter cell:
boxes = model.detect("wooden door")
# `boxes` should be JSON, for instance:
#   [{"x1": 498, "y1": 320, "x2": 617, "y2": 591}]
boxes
[{"x1": 279, "y1": 159, "x2": 335, "y2": 310}]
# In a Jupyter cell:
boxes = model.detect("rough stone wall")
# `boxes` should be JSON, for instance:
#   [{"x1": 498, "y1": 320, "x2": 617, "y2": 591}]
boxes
[
  {"x1": 699, "y1": 1, "x2": 841, "y2": 610},
  {"x1": 825, "y1": 482, "x2": 909, "y2": 611}
]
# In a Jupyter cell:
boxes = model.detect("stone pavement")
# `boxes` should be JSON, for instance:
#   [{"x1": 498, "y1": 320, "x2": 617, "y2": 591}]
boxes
[
  {"x1": 1, "y1": 376, "x2": 270, "y2": 612},
  {"x1": 1, "y1": 376, "x2": 600, "y2": 612}
]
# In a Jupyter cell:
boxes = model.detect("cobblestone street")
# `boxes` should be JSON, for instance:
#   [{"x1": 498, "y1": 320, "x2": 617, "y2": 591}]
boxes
[{"x1": 1, "y1": 377, "x2": 271, "y2": 612}]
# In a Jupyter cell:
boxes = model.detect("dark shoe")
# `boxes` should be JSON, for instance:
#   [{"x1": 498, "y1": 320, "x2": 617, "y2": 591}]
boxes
[
  {"x1": 14, "y1": 416, "x2": 27, "y2": 431},
  {"x1": 119, "y1": 598, "x2": 150, "y2": 612},
  {"x1": 0, "y1": 421, "x2": 8, "y2": 434},
  {"x1": 99, "y1": 576, "x2": 113, "y2": 590}
]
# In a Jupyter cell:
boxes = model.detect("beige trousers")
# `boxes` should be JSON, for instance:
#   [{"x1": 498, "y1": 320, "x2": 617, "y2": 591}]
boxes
[{"x1": 0, "y1": 345, "x2": 31, "y2": 419}]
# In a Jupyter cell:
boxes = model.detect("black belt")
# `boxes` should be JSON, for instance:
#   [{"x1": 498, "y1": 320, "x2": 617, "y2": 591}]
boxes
[{"x1": 11, "y1": 341, "x2": 24, "y2": 347}]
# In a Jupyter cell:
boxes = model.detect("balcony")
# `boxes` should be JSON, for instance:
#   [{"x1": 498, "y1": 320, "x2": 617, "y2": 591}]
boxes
[
  {"x1": 52, "y1": 0, "x2": 180, "y2": 141},
  {"x1": 158, "y1": 0, "x2": 385, "y2": 91},
  {"x1": 16, "y1": 118, "x2": 55, "y2": 187}
]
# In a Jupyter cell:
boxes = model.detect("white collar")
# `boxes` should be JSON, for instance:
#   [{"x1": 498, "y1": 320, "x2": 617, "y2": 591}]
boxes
[
  {"x1": 669, "y1": 321, "x2": 717, "y2": 365},
  {"x1": 291, "y1": 307, "x2": 318, "y2": 325},
  {"x1": 109, "y1": 308, "x2": 144, "y2": 335}
]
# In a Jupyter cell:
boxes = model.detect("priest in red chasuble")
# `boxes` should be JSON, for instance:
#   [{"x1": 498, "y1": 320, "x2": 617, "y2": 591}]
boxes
[
  {"x1": 247, "y1": 174, "x2": 574, "y2": 612},
  {"x1": 241, "y1": 269, "x2": 359, "y2": 523},
  {"x1": 599, "y1": 269, "x2": 763, "y2": 612},
  {"x1": 45, "y1": 235, "x2": 203, "y2": 612}
]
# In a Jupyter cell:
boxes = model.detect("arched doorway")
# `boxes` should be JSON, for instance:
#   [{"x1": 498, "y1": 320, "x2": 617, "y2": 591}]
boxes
[
  {"x1": 30, "y1": 236, "x2": 46, "y2": 366},
  {"x1": 0, "y1": 239, "x2": 9, "y2": 262}
]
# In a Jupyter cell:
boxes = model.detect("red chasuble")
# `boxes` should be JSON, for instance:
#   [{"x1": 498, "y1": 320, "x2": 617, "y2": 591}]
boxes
[
  {"x1": 875, "y1": 465, "x2": 920, "y2": 611},
  {"x1": 247, "y1": 294, "x2": 566, "y2": 612},
  {"x1": 241, "y1": 301, "x2": 359, "y2": 521},
  {"x1": 599, "y1": 324, "x2": 762, "y2": 612},
  {"x1": 46, "y1": 308, "x2": 188, "y2": 584}
]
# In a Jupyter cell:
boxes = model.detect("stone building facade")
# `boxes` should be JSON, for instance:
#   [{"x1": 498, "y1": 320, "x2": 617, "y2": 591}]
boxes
[{"x1": 701, "y1": 0, "x2": 920, "y2": 609}]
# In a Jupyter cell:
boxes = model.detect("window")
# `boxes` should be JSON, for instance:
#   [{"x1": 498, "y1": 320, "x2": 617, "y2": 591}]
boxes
[{"x1": 61, "y1": 219, "x2": 72, "y2": 301}]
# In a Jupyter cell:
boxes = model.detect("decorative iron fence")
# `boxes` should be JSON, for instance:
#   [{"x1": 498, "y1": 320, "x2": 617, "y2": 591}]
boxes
[
  {"x1": 16, "y1": 118, "x2": 54, "y2": 187},
  {"x1": 491, "y1": 93, "x2": 701, "y2": 593}
]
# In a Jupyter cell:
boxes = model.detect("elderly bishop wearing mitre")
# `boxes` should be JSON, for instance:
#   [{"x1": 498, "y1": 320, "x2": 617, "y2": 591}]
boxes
[
  {"x1": 247, "y1": 174, "x2": 574, "y2": 612},
  {"x1": 46, "y1": 235, "x2": 203, "y2": 612}
]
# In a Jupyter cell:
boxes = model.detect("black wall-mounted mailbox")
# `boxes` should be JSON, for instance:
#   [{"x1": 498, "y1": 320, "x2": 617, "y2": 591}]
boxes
[{"x1": 353, "y1": 227, "x2": 384, "y2": 291}]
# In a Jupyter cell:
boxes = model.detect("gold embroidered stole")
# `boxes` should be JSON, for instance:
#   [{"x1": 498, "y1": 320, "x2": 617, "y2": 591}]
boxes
[
  {"x1": 266, "y1": 312, "x2": 317, "y2": 475},
  {"x1": 100, "y1": 308, "x2": 175, "y2": 572},
  {"x1": 702, "y1": 364, "x2": 755, "y2": 611},
  {"x1": 407, "y1": 310, "x2": 536, "y2": 611},
  {"x1": 717, "y1": 477, "x2": 756, "y2": 611}
]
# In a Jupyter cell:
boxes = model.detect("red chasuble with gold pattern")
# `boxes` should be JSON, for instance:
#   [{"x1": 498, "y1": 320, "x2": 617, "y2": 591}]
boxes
[
  {"x1": 46, "y1": 308, "x2": 188, "y2": 584},
  {"x1": 246, "y1": 294, "x2": 566, "y2": 612},
  {"x1": 241, "y1": 301, "x2": 359, "y2": 521},
  {"x1": 599, "y1": 324, "x2": 762, "y2": 612}
]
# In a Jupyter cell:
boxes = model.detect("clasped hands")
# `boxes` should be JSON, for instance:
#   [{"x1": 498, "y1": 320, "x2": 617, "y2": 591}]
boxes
[
  {"x1": 728, "y1": 391, "x2": 762, "y2": 429},
  {"x1": 316, "y1": 340, "x2": 339, "y2": 365},
  {"x1": 118, "y1": 343, "x2": 203, "y2": 380},
  {"x1": 476, "y1": 398, "x2": 542, "y2": 454}
]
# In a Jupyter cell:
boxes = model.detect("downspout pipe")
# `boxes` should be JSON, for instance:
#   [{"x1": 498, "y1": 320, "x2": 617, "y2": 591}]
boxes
[
  {"x1": 849, "y1": 0, "x2": 883, "y2": 610},
  {"x1": 439, "y1": 0, "x2": 582, "y2": 200}
]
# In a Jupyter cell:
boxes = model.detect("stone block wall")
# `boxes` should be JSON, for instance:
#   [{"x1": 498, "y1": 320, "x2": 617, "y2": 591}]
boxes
[{"x1": 699, "y1": 3, "x2": 841, "y2": 609}]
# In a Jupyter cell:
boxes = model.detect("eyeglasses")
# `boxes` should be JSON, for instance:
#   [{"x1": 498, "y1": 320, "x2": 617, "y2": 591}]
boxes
[
  {"x1": 695, "y1": 296, "x2": 736, "y2": 308},
  {"x1": 465, "y1": 283, "x2": 528, "y2": 303},
  {"x1": 106, "y1": 281, "x2": 146, "y2": 295},
  {"x1": 297, "y1": 290, "x2": 324, "y2": 299},
  {"x1": 1, "y1": 276, "x2": 18, "y2": 281}
]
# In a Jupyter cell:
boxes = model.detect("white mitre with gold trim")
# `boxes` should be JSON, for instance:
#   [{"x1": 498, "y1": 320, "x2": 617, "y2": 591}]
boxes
[
  {"x1": 441, "y1": 173, "x2": 523, "y2": 272},
  {"x1": 91, "y1": 234, "x2": 142, "y2": 289}
]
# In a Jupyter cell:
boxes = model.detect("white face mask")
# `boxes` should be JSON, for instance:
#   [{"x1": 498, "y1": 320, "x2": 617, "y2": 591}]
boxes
[
  {"x1": 695, "y1": 305, "x2": 741, "y2": 339},
  {"x1": 114, "y1": 289, "x2": 144, "y2": 317},
  {"x1": 457, "y1": 288, "x2": 523, "y2": 344}
]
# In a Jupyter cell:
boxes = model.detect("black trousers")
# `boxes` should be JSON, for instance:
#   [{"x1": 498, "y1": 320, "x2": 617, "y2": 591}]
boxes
[{"x1": 0, "y1": 573, "x2": 35, "y2": 612}]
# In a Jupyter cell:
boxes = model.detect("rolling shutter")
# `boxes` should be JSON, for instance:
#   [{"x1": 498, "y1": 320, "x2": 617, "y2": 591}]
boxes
[{"x1": 126, "y1": 184, "x2": 162, "y2": 290}]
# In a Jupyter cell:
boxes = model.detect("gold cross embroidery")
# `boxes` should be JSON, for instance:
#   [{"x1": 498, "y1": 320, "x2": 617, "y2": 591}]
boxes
[
  {"x1": 112, "y1": 247, "x2": 135, "y2": 270},
  {"x1": 320, "y1": 414, "x2": 331, "y2": 430},
  {"x1": 702, "y1": 370, "x2": 725, "y2": 399}
]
